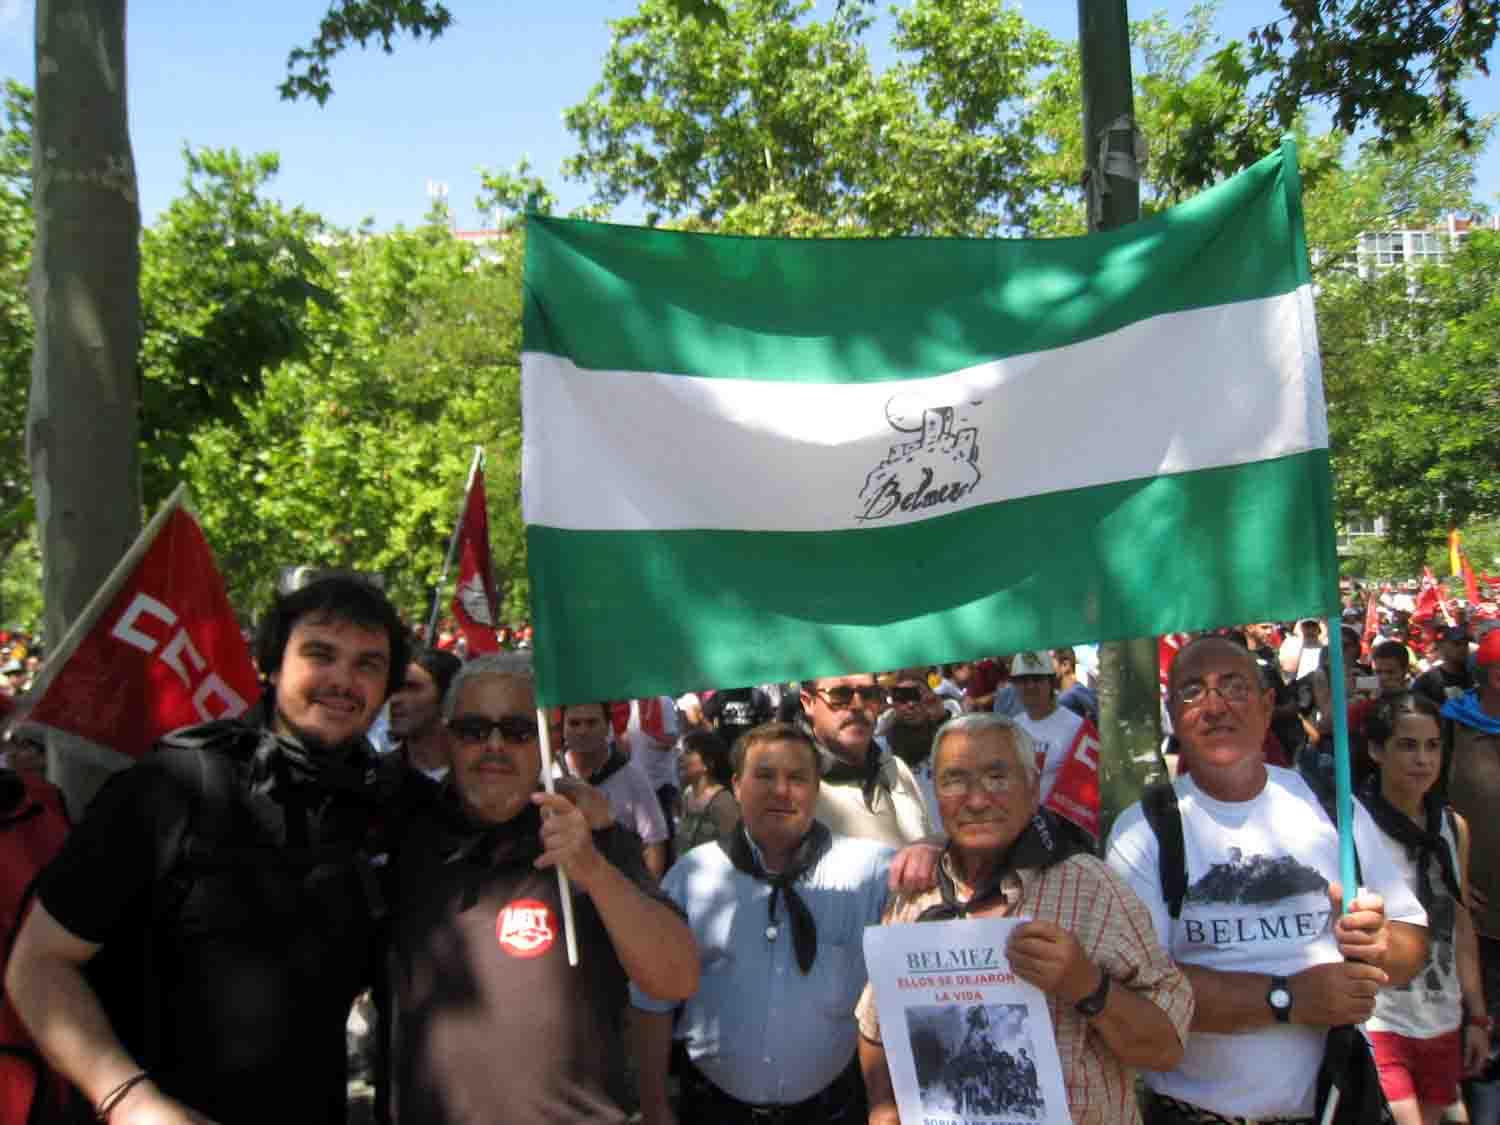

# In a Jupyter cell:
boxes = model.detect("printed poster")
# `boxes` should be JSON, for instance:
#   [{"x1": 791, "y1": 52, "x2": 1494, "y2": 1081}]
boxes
[{"x1": 864, "y1": 917, "x2": 1072, "y2": 1125}]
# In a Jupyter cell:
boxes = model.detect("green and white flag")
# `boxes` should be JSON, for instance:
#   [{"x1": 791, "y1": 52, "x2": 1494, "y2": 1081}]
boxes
[{"x1": 521, "y1": 141, "x2": 1337, "y2": 707}]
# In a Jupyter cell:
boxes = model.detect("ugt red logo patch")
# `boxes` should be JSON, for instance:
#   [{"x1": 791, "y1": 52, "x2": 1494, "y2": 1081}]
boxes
[{"x1": 496, "y1": 898, "x2": 555, "y2": 958}]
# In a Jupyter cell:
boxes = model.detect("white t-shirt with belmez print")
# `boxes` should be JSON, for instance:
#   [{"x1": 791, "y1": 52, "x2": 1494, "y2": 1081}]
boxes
[{"x1": 1106, "y1": 765, "x2": 1426, "y2": 1120}]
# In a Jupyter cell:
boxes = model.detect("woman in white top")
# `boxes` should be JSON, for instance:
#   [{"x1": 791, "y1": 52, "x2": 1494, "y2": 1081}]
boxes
[{"x1": 1363, "y1": 692, "x2": 1489, "y2": 1125}]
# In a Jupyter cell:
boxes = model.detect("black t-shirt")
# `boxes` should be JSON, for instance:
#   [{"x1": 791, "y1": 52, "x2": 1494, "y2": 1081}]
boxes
[
  {"x1": 39, "y1": 735, "x2": 405, "y2": 1125},
  {"x1": 384, "y1": 802, "x2": 678, "y2": 1125},
  {"x1": 1414, "y1": 663, "x2": 1474, "y2": 707},
  {"x1": 702, "y1": 687, "x2": 773, "y2": 742}
]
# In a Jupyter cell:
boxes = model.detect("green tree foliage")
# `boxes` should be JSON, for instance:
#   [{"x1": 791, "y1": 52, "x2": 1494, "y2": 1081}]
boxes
[
  {"x1": 0, "y1": 532, "x2": 43, "y2": 632},
  {"x1": 563, "y1": 0, "x2": 1308, "y2": 238},
  {"x1": 280, "y1": 0, "x2": 455, "y2": 104},
  {"x1": 138, "y1": 147, "x2": 336, "y2": 508},
  {"x1": 1308, "y1": 123, "x2": 1496, "y2": 556},
  {"x1": 183, "y1": 219, "x2": 526, "y2": 621},
  {"x1": 563, "y1": 0, "x2": 1063, "y2": 236},
  {"x1": 1024, "y1": 4, "x2": 1288, "y2": 236},
  {"x1": 277, "y1": 0, "x2": 729, "y2": 105},
  {"x1": 0, "y1": 81, "x2": 33, "y2": 563},
  {"x1": 1246, "y1": 0, "x2": 1499, "y2": 151},
  {"x1": 1320, "y1": 227, "x2": 1500, "y2": 554},
  {"x1": 1301, "y1": 118, "x2": 1496, "y2": 270}
]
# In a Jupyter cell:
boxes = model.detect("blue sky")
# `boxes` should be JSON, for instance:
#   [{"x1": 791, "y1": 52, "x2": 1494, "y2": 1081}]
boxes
[{"x1": 0, "y1": 0, "x2": 1495, "y2": 231}]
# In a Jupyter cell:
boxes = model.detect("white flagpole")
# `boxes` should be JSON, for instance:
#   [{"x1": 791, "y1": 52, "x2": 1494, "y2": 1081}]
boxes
[
  {"x1": 426, "y1": 445, "x2": 485, "y2": 641},
  {"x1": 535, "y1": 706, "x2": 580, "y2": 966}
]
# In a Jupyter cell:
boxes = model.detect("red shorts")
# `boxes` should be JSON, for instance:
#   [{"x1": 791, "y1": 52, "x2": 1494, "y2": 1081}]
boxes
[{"x1": 1369, "y1": 1027, "x2": 1463, "y2": 1107}]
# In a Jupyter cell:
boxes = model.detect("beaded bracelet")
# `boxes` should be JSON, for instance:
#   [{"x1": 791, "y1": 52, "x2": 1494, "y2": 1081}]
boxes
[{"x1": 95, "y1": 1070, "x2": 150, "y2": 1122}]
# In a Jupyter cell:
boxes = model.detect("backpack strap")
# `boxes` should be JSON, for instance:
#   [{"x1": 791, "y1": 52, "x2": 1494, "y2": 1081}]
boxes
[{"x1": 1141, "y1": 781, "x2": 1187, "y2": 920}]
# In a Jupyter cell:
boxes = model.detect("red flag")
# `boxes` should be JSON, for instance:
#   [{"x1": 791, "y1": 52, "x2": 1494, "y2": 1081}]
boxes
[
  {"x1": 1462, "y1": 552, "x2": 1481, "y2": 606},
  {"x1": 1042, "y1": 720, "x2": 1101, "y2": 841},
  {"x1": 29, "y1": 501, "x2": 259, "y2": 761},
  {"x1": 1361, "y1": 592, "x2": 1380, "y2": 659},
  {"x1": 1415, "y1": 566, "x2": 1444, "y2": 622},
  {"x1": 1158, "y1": 633, "x2": 1188, "y2": 696},
  {"x1": 451, "y1": 466, "x2": 500, "y2": 654}
]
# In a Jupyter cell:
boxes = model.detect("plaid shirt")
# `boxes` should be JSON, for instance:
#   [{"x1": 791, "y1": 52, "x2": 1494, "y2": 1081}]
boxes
[{"x1": 856, "y1": 852, "x2": 1194, "y2": 1125}]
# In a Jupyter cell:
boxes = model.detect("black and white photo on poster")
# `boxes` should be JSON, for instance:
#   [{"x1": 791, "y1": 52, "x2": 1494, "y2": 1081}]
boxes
[
  {"x1": 863, "y1": 917, "x2": 1072, "y2": 1125},
  {"x1": 907, "y1": 1003, "x2": 1045, "y2": 1123}
]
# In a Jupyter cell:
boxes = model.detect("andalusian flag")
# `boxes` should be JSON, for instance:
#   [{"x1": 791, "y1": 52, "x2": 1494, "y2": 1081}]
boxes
[{"x1": 521, "y1": 142, "x2": 1336, "y2": 706}]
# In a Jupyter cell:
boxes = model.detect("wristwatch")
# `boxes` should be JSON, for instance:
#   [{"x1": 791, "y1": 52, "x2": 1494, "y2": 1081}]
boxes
[
  {"x1": 1074, "y1": 968, "x2": 1112, "y2": 1018},
  {"x1": 1267, "y1": 975, "x2": 1293, "y2": 1023}
]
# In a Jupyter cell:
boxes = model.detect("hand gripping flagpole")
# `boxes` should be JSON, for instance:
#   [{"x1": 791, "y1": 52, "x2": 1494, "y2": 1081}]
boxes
[
  {"x1": 1323, "y1": 621, "x2": 1360, "y2": 911},
  {"x1": 535, "y1": 707, "x2": 580, "y2": 966},
  {"x1": 426, "y1": 446, "x2": 485, "y2": 641}
]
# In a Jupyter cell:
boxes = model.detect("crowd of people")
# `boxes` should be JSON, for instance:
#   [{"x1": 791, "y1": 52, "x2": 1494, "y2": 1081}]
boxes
[{"x1": 3, "y1": 571, "x2": 1500, "y2": 1125}]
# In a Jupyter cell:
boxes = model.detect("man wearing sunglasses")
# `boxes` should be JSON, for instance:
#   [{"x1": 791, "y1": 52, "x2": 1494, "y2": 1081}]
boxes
[
  {"x1": 1106, "y1": 635, "x2": 1428, "y2": 1125},
  {"x1": 800, "y1": 673, "x2": 934, "y2": 848},
  {"x1": 877, "y1": 668, "x2": 954, "y2": 823},
  {"x1": 383, "y1": 652, "x2": 698, "y2": 1125}
]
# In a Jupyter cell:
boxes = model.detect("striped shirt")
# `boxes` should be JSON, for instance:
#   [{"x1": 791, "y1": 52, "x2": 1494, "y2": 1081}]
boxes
[{"x1": 856, "y1": 852, "x2": 1194, "y2": 1125}]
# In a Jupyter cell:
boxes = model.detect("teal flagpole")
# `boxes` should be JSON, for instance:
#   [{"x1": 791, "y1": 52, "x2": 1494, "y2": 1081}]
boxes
[{"x1": 1323, "y1": 620, "x2": 1360, "y2": 907}]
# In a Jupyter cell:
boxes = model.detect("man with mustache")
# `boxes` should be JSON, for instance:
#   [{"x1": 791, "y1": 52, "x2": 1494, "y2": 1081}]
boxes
[
  {"x1": 384, "y1": 652, "x2": 697, "y2": 1124},
  {"x1": 8, "y1": 575, "x2": 423, "y2": 1125},
  {"x1": 859, "y1": 713, "x2": 1192, "y2": 1125},
  {"x1": 1107, "y1": 635, "x2": 1428, "y2": 1124},
  {"x1": 801, "y1": 673, "x2": 934, "y2": 847}
]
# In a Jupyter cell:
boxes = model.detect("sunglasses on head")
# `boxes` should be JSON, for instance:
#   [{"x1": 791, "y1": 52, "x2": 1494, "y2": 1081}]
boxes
[{"x1": 446, "y1": 715, "x2": 539, "y2": 745}]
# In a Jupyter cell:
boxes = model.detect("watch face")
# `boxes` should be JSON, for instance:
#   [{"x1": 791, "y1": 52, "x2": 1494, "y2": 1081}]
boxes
[{"x1": 1270, "y1": 987, "x2": 1292, "y2": 1009}]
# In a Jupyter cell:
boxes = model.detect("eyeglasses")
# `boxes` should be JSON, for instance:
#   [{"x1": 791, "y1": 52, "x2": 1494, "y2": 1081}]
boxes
[
  {"x1": 815, "y1": 685, "x2": 882, "y2": 709},
  {"x1": 446, "y1": 715, "x2": 540, "y2": 745},
  {"x1": 936, "y1": 769, "x2": 1020, "y2": 799},
  {"x1": 887, "y1": 686, "x2": 924, "y2": 705},
  {"x1": 1174, "y1": 674, "x2": 1254, "y2": 708}
]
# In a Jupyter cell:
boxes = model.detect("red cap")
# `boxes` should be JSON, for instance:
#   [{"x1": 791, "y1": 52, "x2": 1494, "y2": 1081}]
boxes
[{"x1": 1478, "y1": 629, "x2": 1500, "y2": 666}]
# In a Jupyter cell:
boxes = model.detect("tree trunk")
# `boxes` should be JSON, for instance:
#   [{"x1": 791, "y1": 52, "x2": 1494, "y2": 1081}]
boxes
[
  {"x1": 1077, "y1": 0, "x2": 1167, "y2": 836},
  {"x1": 29, "y1": 0, "x2": 141, "y2": 812}
]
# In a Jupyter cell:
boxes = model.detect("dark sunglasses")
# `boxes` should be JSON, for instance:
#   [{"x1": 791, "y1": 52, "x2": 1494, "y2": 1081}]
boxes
[
  {"x1": 886, "y1": 686, "x2": 924, "y2": 705},
  {"x1": 815, "y1": 685, "x2": 881, "y2": 709},
  {"x1": 446, "y1": 715, "x2": 539, "y2": 745}
]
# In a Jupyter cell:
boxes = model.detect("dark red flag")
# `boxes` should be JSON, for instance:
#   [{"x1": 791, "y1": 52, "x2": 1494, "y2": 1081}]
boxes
[
  {"x1": 451, "y1": 466, "x2": 500, "y2": 654},
  {"x1": 1415, "y1": 566, "x2": 1444, "y2": 623},
  {"x1": 29, "y1": 503, "x2": 259, "y2": 760}
]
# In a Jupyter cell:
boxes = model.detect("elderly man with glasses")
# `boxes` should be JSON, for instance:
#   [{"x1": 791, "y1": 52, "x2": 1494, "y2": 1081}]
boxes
[
  {"x1": 800, "y1": 673, "x2": 935, "y2": 847},
  {"x1": 1107, "y1": 635, "x2": 1427, "y2": 1125},
  {"x1": 859, "y1": 712, "x2": 1193, "y2": 1125},
  {"x1": 381, "y1": 651, "x2": 698, "y2": 1125}
]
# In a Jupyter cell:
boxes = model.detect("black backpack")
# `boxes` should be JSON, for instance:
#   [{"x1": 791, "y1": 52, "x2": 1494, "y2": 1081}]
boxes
[
  {"x1": 73, "y1": 723, "x2": 399, "y2": 1121},
  {"x1": 1137, "y1": 761, "x2": 1396, "y2": 1125}
]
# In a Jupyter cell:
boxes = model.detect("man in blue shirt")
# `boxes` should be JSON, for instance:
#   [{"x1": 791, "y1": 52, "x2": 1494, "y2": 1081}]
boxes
[{"x1": 634, "y1": 720, "x2": 893, "y2": 1124}]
